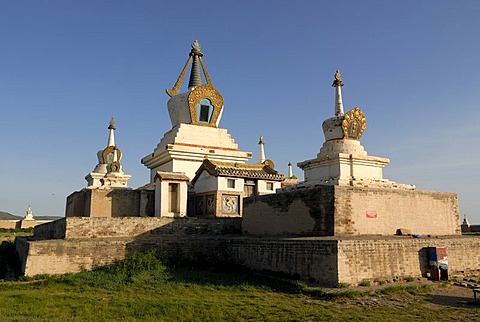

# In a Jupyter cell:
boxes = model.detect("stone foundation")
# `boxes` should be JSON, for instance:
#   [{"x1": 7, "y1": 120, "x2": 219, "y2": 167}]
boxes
[{"x1": 16, "y1": 221, "x2": 480, "y2": 286}]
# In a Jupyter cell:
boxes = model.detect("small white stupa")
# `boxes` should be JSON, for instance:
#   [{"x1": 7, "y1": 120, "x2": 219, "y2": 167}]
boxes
[
  {"x1": 24, "y1": 206, "x2": 34, "y2": 221},
  {"x1": 298, "y1": 70, "x2": 414, "y2": 189},
  {"x1": 85, "y1": 118, "x2": 132, "y2": 189}
]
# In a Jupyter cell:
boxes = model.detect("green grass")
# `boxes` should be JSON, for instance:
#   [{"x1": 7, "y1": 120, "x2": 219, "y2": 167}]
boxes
[
  {"x1": 0, "y1": 252, "x2": 478, "y2": 321},
  {"x1": 0, "y1": 228, "x2": 33, "y2": 243}
]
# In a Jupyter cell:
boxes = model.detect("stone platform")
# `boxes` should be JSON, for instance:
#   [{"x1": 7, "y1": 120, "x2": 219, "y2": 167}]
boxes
[{"x1": 15, "y1": 218, "x2": 478, "y2": 287}]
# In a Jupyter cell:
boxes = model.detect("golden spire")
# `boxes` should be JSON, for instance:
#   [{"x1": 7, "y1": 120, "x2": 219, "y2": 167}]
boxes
[{"x1": 166, "y1": 40, "x2": 214, "y2": 97}]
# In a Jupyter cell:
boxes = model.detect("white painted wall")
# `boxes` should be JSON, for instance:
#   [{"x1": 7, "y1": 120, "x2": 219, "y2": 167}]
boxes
[{"x1": 154, "y1": 178, "x2": 187, "y2": 218}]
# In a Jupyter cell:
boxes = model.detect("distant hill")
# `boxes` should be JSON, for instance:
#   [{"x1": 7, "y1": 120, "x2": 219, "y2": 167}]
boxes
[
  {"x1": 0, "y1": 211, "x2": 22, "y2": 220},
  {"x1": 0, "y1": 211, "x2": 62, "y2": 221}
]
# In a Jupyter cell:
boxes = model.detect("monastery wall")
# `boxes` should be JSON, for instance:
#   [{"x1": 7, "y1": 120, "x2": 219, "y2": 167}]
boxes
[
  {"x1": 34, "y1": 218, "x2": 66, "y2": 239},
  {"x1": 66, "y1": 189, "x2": 154, "y2": 217},
  {"x1": 334, "y1": 186, "x2": 461, "y2": 236},
  {"x1": 243, "y1": 186, "x2": 460, "y2": 236},
  {"x1": 337, "y1": 236, "x2": 480, "y2": 284},
  {"x1": 223, "y1": 238, "x2": 339, "y2": 286},
  {"x1": 242, "y1": 186, "x2": 335, "y2": 236},
  {"x1": 16, "y1": 237, "x2": 130, "y2": 276},
  {"x1": 0, "y1": 219, "x2": 55, "y2": 230},
  {"x1": 34, "y1": 217, "x2": 242, "y2": 239},
  {"x1": 16, "y1": 232, "x2": 480, "y2": 285},
  {"x1": 0, "y1": 220, "x2": 20, "y2": 229}
]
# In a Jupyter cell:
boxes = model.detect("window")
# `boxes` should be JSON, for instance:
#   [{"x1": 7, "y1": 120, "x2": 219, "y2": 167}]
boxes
[
  {"x1": 199, "y1": 105, "x2": 210, "y2": 122},
  {"x1": 266, "y1": 182, "x2": 274, "y2": 191},
  {"x1": 227, "y1": 179, "x2": 235, "y2": 189},
  {"x1": 197, "y1": 99, "x2": 213, "y2": 123}
]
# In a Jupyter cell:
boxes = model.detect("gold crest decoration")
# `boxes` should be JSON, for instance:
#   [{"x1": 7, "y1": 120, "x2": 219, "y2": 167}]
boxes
[
  {"x1": 341, "y1": 107, "x2": 367, "y2": 140},
  {"x1": 187, "y1": 85, "x2": 224, "y2": 127},
  {"x1": 102, "y1": 146, "x2": 122, "y2": 165}
]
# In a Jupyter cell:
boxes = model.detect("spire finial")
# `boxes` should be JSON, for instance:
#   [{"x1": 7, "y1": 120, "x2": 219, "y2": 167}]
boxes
[
  {"x1": 332, "y1": 70, "x2": 344, "y2": 87},
  {"x1": 288, "y1": 161, "x2": 293, "y2": 178},
  {"x1": 188, "y1": 40, "x2": 204, "y2": 89},
  {"x1": 108, "y1": 117, "x2": 116, "y2": 130},
  {"x1": 332, "y1": 70, "x2": 345, "y2": 116},
  {"x1": 166, "y1": 40, "x2": 214, "y2": 97},
  {"x1": 258, "y1": 135, "x2": 266, "y2": 164},
  {"x1": 107, "y1": 117, "x2": 116, "y2": 147}
]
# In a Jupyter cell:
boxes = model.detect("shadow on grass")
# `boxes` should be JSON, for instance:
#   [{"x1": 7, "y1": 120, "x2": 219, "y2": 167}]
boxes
[
  {"x1": 24, "y1": 251, "x2": 361, "y2": 301},
  {"x1": 162, "y1": 260, "x2": 361, "y2": 300},
  {"x1": 426, "y1": 293, "x2": 480, "y2": 308}
]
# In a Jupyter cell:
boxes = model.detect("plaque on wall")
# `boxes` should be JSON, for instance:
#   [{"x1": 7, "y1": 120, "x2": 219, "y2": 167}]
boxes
[{"x1": 222, "y1": 195, "x2": 239, "y2": 214}]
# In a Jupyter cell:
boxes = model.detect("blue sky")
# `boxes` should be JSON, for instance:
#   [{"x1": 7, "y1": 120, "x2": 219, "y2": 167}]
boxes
[{"x1": 1, "y1": 1, "x2": 479, "y2": 223}]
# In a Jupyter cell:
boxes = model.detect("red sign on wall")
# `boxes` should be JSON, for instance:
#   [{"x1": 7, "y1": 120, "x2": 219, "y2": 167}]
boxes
[{"x1": 366, "y1": 211, "x2": 377, "y2": 218}]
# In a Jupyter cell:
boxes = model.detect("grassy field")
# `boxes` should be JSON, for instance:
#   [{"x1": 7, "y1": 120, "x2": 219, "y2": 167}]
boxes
[
  {"x1": 0, "y1": 251, "x2": 479, "y2": 321},
  {"x1": 0, "y1": 228, "x2": 33, "y2": 242}
]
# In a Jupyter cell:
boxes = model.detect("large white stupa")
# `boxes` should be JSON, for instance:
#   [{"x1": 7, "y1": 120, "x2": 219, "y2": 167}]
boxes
[{"x1": 141, "y1": 41, "x2": 252, "y2": 182}]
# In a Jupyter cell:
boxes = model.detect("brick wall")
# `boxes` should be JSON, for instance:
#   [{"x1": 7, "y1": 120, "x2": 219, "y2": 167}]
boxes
[
  {"x1": 16, "y1": 237, "x2": 130, "y2": 276},
  {"x1": 65, "y1": 189, "x2": 155, "y2": 218},
  {"x1": 224, "y1": 238, "x2": 339, "y2": 285},
  {"x1": 0, "y1": 220, "x2": 20, "y2": 229},
  {"x1": 243, "y1": 186, "x2": 335, "y2": 236},
  {"x1": 334, "y1": 186, "x2": 460, "y2": 236},
  {"x1": 337, "y1": 236, "x2": 480, "y2": 284},
  {"x1": 16, "y1": 233, "x2": 480, "y2": 286},
  {"x1": 34, "y1": 218, "x2": 66, "y2": 239},
  {"x1": 243, "y1": 185, "x2": 460, "y2": 236},
  {"x1": 33, "y1": 217, "x2": 242, "y2": 239}
]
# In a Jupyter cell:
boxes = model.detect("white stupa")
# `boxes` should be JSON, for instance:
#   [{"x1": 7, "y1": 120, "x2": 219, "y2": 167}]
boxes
[
  {"x1": 24, "y1": 206, "x2": 34, "y2": 221},
  {"x1": 298, "y1": 70, "x2": 414, "y2": 190},
  {"x1": 141, "y1": 41, "x2": 252, "y2": 182},
  {"x1": 85, "y1": 118, "x2": 132, "y2": 188}
]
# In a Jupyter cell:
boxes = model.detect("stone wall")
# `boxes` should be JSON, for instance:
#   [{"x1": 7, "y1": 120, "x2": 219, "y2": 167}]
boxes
[
  {"x1": 337, "y1": 236, "x2": 480, "y2": 284},
  {"x1": 243, "y1": 185, "x2": 460, "y2": 236},
  {"x1": 16, "y1": 233, "x2": 480, "y2": 286},
  {"x1": 0, "y1": 220, "x2": 20, "y2": 229},
  {"x1": 16, "y1": 237, "x2": 130, "y2": 276},
  {"x1": 334, "y1": 186, "x2": 460, "y2": 236},
  {"x1": 34, "y1": 218, "x2": 66, "y2": 239},
  {"x1": 224, "y1": 237, "x2": 339, "y2": 285},
  {"x1": 242, "y1": 186, "x2": 335, "y2": 236},
  {"x1": 63, "y1": 217, "x2": 242, "y2": 239},
  {"x1": 0, "y1": 219, "x2": 55, "y2": 230},
  {"x1": 33, "y1": 217, "x2": 242, "y2": 239},
  {"x1": 65, "y1": 188, "x2": 155, "y2": 217},
  {"x1": 462, "y1": 224, "x2": 480, "y2": 233}
]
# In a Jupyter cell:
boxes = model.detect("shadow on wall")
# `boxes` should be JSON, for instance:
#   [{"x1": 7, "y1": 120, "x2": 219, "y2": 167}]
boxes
[{"x1": 124, "y1": 218, "x2": 243, "y2": 266}]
